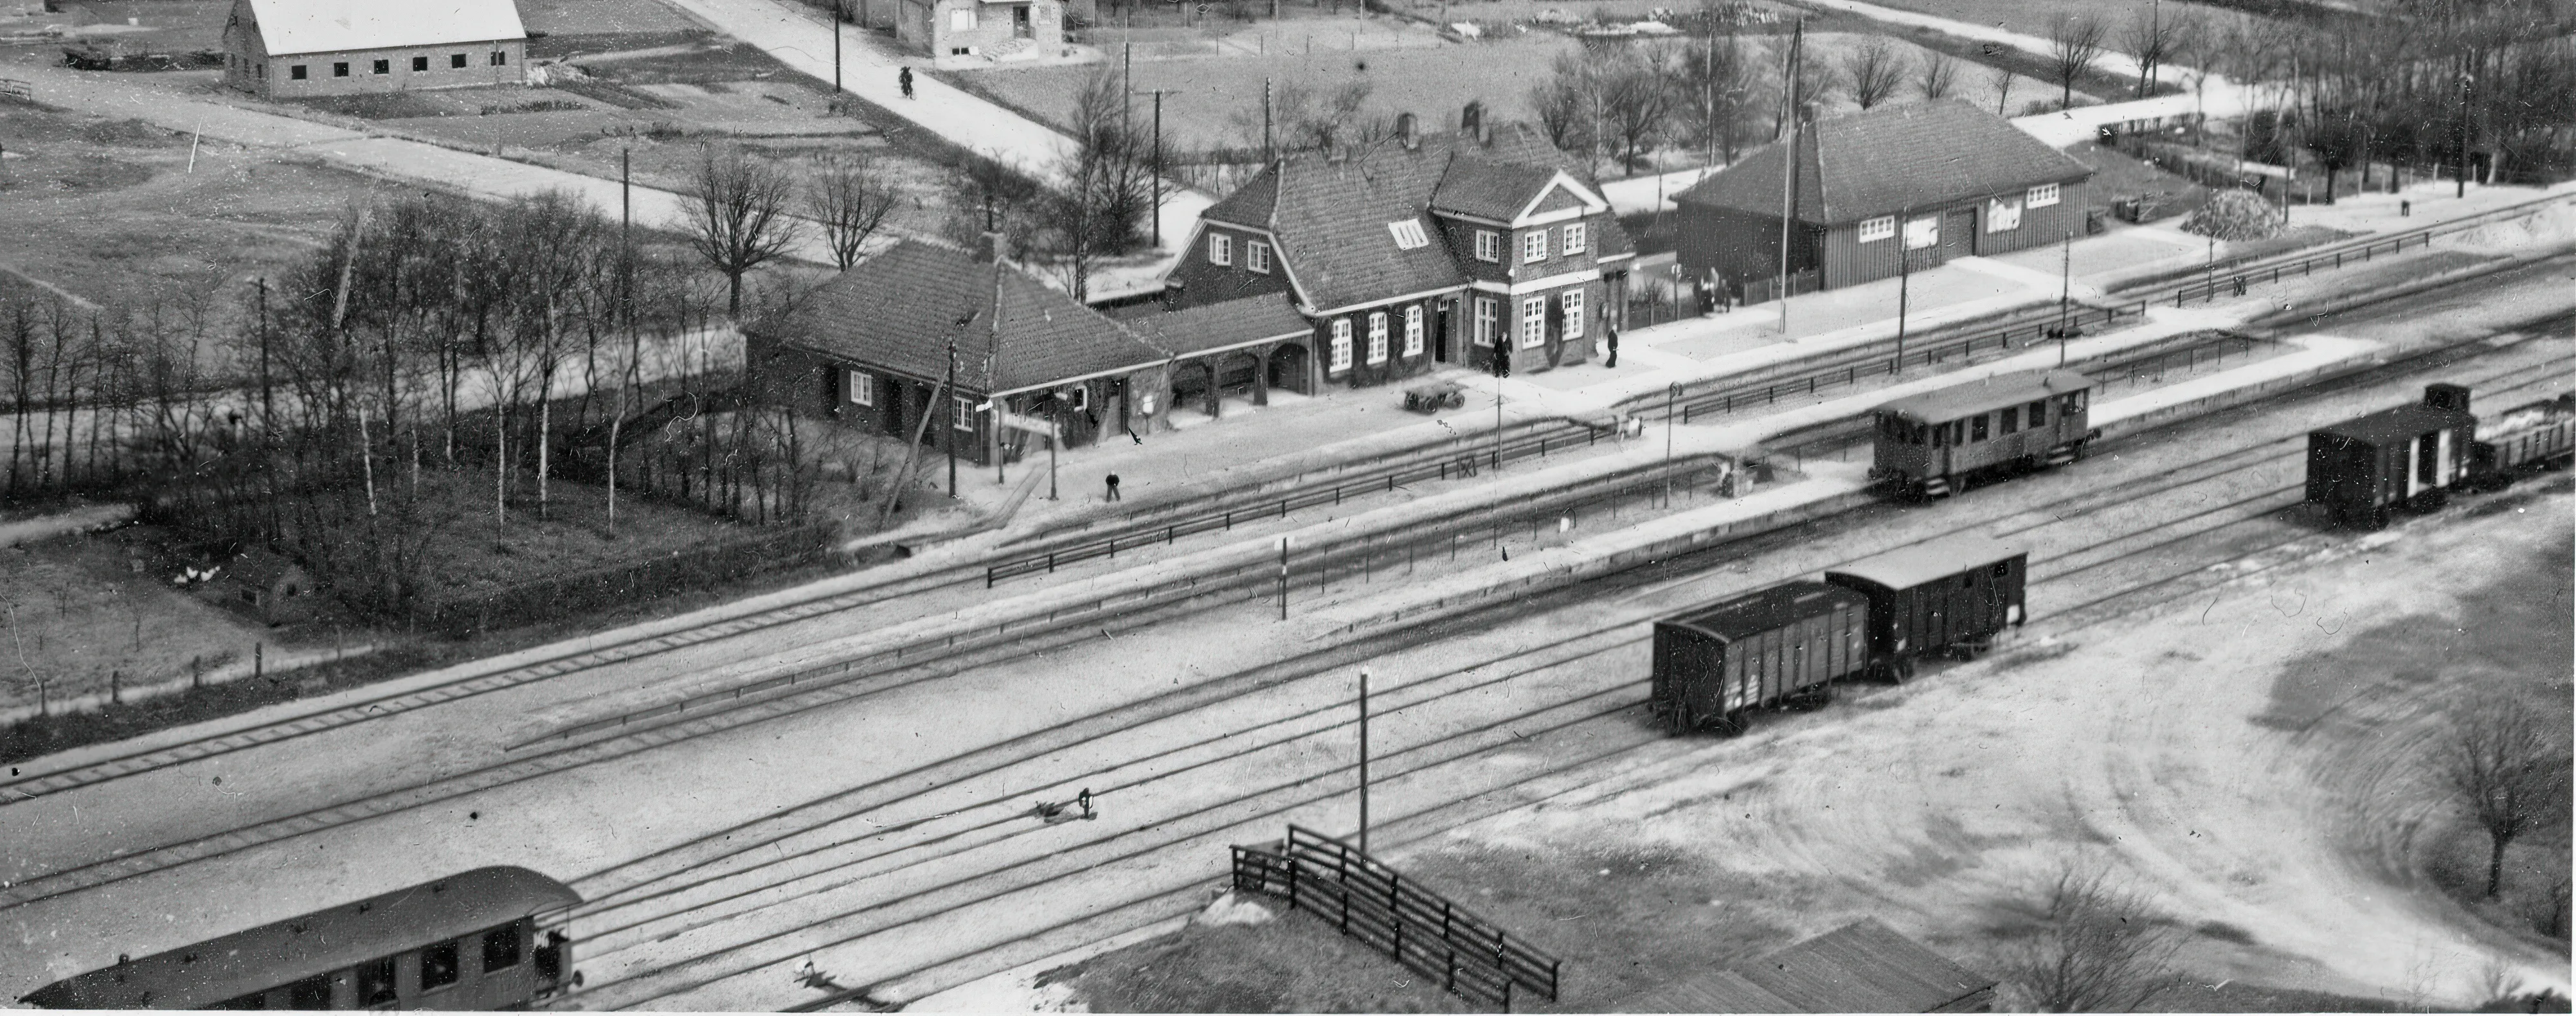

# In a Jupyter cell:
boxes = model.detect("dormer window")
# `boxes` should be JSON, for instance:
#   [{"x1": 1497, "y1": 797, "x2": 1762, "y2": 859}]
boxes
[
  {"x1": 1474, "y1": 229, "x2": 1500, "y2": 262},
  {"x1": 1387, "y1": 218, "x2": 1430, "y2": 250},
  {"x1": 1561, "y1": 223, "x2": 1586, "y2": 256},
  {"x1": 1207, "y1": 233, "x2": 1232, "y2": 266},
  {"x1": 1246, "y1": 240, "x2": 1271, "y2": 274}
]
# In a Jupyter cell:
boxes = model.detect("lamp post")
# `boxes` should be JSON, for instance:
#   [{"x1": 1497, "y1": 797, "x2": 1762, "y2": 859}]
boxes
[{"x1": 1662, "y1": 382, "x2": 1677, "y2": 508}]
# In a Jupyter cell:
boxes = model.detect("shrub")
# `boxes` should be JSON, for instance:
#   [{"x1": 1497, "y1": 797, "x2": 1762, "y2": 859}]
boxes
[{"x1": 2179, "y1": 188, "x2": 2282, "y2": 242}]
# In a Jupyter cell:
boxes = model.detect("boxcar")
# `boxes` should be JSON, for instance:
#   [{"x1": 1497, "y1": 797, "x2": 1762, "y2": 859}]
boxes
[
  {"x1": 2305, "y1": 384, "x2": 2477, "y2": 530},
  {"x1": 1871, "y1": 369, "x2": 2096, "y2": 499},
  {"x1": 19, "y1": 867, "x2": 579, "y2": 1010},
  {"x1": 1823, "y1": 532, "x2": 2028, "y2": 681},
  {"x1": 1651, "y1": 582, "x2": 1869, "y2": 733},
  {"x1": 2468, "y1": 393, "x2": 2576, "y2": 488}
]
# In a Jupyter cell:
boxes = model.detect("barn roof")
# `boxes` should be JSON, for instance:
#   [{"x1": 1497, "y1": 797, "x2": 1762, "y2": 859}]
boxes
[
  {"x1": 1672, "y1": 100, "x2": 2094, "y2": 226},
  {"x1": 235, "y1": 0, "x2": 527, "y2": 57},
  {"x1": 1877, "y1": 369, "x2": 2092, "y2": 423},
  {"x1": 1826, "y1": 532, "x2": 2026, "y2": 594},
  {"x1": 753, "y1": 240, "x2": 1173, "y2": 396},
  {"x1": 1659, "y1": 581, "x2": 1866, "y2": 643},
  {"x1": 1735, "y1": 918, "x2": 1998, "y2": 1012},
  {"x1": 18, "y1": 868, "x2": 579, "y2": 1010}
]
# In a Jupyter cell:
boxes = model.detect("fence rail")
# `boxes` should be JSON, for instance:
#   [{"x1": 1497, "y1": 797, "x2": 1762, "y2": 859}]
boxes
[
  {"x1": 1670, "y1": 301, "x2": 2151, "y2": 424},
  {"x1": 0, "y1": 78, "x2": 30, "y2": 101},
  {"x1": 1232, "y1": 826, "x2": 1562, "y2": 1010},
  {"x1": 2170, "y1": 231, "x2": 2433, "y2": 305}
]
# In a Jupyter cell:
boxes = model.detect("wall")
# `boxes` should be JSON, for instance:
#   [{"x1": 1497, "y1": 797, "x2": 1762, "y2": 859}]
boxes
[
  {"x1": 1314, "y1": 298, "x2": 1439, "y2": 389},
  {"x1": 232, "y1": 39, "x2": 528, "y2": 97},
  {"x1": 905, "y1": 0, "x2": 1060, "y2": 56},
  {"x1": 1675, "y1": 204, "x2": 1820, "y2": 296},
  {"x1": 1165, "y1": 223, "x2": 1296, "y2": 309},
  {"x1": 1817, "y1": 177, "x2": 2094, "y2": 289}
]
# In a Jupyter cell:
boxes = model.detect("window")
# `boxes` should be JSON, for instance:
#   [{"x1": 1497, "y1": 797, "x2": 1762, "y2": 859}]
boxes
[
  {"x1": 950, "y1": 6, "x2": 976, "y2": 29},
  {"x1": 1207, "y1": 233, "x2": 1231, "y2": 266},
  {"x1": 357, "y1": 957, "x2": 398, "y2": 1006},
  {"x1": 953, "y1": 395, "x2": 975, "y2": 431},
  {"x1": 1067, "y1": 385, "x2": 1087, "y2": 410},
  {"x1": 1366, "y1": 312, "x2": 1389, "y2": 364},
  {"x1": 1560, "y1": 222, "x2": 1586, "y2": 256},
  {"x1": 491, "y1": 50, "x2": 508, "y2": 66},
  {"x1": 287, "y1": 976, "x2": 332, "y2": 1010},
  {"x1": 413, "y1": 55, "x2": 429, "y2": 71},
  {"x1": 1402, "y1": 305, "x2": 1423, "y2": 356},
  {"x1": 1137, "y1": 391, "x2": 1158, "y2": 415},
  {"x1": 420, "y1": 941, "x2": 461, "y2": 992},
  {"x1": 2028, "y1": 398, "x2": 2048, "y2": 427},
  {"x1": 372, "y1": 58, "x2": 389, "y2": 74},
  {"x1": 451, "y1": 53, "x2": 468, "y2": 67},
  {"x1": 1932, "y1": 422, "x2": 1947, "y2": 448},
  {"x1": 2060, "y1": 390, "x2": 2085, "y2": 415},
  {"x1": 1970, "y1": 414, "x2": 1990, "y2": 442},
  {"x1": 1329, "y1": 319, "x2": 1354, "y2": 371},
  {"x1": 1560, "y1": 290, "x2": 1584, "y2": 339},
  {"x1": 1522, "y1": 231, "x2": 1547, "y2": 264},
  {"x1": 1903, "y1": 216, "x2": 1940, "y2": 251},
  {"x1": 1857, "y1": 216, "x2": 1896, "y2": 243},
  {"x1": 1520, "y1": 297, "x2": 1545, "y2": 348},
  {"x1": 1246, "y1": 241, "x2": 1270, "y2": 274},
  {"x1": 1472, "y1": 297, "x2": 1497, "y2": 346},
  {"x1": 1387, "y1": 218, "x2": 1429, "y2": 250},
  {"x1": 256, "y1": 62, "x2": 264, "y2": 78},
  {"x1": 333, "y1": 61, "x2": 349, "y2": 76},
  {"x1": 1986, "y1": 198, "x2": 2022, "y2": 233},
  {"x1": 2001, "y1": 406, "x2": 2019, "y2": 433},
  {"x1": 289, "y1": 64, "x2": 307, "y2": 79},
  {"x1": 482, "y1": 927, "x2": 522, "y2": 972},
  {"x1": 845, "y1": 368, "x2": 874, "y2": 407},
  {"x1": 1474, "y1": 229, "x2": 1500, "y2": 262},
  {"x1": 950, "y1": 46, "x2": 969, "y2": 55},
  {"x1": 2027, "y1": 183, "x2": 2060, "y2": 208}
]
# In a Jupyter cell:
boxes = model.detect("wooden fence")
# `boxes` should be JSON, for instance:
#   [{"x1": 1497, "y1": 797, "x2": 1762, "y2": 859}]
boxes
[{"x1": 1232, "y1": 825, "x2": 1562, "y2": 1010}]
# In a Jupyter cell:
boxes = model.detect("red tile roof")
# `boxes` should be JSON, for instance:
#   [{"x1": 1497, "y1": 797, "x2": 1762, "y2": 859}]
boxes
[{"x1": 1674, "y1": 99, "x2": 2094, "y2": 226}]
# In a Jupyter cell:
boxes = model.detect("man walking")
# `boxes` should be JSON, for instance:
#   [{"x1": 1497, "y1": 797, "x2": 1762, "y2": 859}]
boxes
[
  {"x1": 898, "y1": 66, "x2": 915, "y2": 99},
  {"x1": 1604, "y1": 322, "x2": 1619, "y2": 368},
  {"x1": 1104, "y1": 473, "x2": 1122, "y2": 501}
]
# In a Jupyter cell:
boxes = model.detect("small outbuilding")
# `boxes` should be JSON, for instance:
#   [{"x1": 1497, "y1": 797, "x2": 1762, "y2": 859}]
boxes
[
  {"x1": 1673, "y1": 100, "x2": 2095, "y2": 301},
  {"x1": 896, "y1": 0, "x2": 1063, "y2": 62},
  {"x1": 221, "y1": 0, "x2": 528, "y2": 98},
  {"x1": 224, "y1": 548, "x2": 318, "y2": 626}
]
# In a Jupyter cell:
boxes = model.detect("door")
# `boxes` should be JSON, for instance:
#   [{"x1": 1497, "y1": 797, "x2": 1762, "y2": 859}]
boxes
[
  {"x1": 1012, "y1": 4, "x2": 1032, "y2": 36},
  {"x1": 1937, "y1": 208, "x2": 1974, "y2": 264},
  {"x1": 1435, "y1": 298, "x2": 1454, "y2": 362}
]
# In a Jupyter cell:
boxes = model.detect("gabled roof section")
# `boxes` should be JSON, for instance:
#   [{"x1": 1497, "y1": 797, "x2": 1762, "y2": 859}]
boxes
[
  {"x1": 755, "y1": 240, "x2": 1173, "y2": 395},
  {"x1": 1878, "y1": 368, "x2": 2091, "y2": 423},
  {"x1": 1674, "y1": 100, "x2": 2093, "y2": 226},
  {"x1": 1517, "y1": 174, "x2": 1606, "y2": 221},
  {"x1": 1428, "y1": 157, "x2": 1558, "y2": 222},
  {"x1": 1826, "y1": 531, "x2": 2025, "y2": 594},
  {"x1": 240, "y1": 0, "x2": 528, "y2": 56},
  {"x1": 1122, "y1": 293, "x2": 1312, "y2": 357},
  {"x1": 1735, "y1": 918, "x2": 1997, "y2": 1013},
  {"x1": 1200, "y1": 163, "x2": 1279, "y2": 229}
]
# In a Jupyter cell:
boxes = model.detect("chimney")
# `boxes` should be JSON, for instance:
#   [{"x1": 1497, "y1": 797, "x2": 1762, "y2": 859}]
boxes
[
  {"x1": 1160, "y1": 279, "x2": 1185, "y2": 312},
  {"x1": 974, "y1": 230, "x2": 1004, "y2": 263},
  {"x1": 1396, "y1": 112, "x2": 1418, "y2": 150},
  {"x1": 2424, "y1": 383, "x2": 2471, "y2": 414},
  {"x1": 1460, "y1": 99, "x2": 1484, "y2": 137}
]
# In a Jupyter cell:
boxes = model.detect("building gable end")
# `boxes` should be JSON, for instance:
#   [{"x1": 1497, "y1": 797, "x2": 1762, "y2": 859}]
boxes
[{"x1": 1510, "y1": 172, "x2": 1607, "y2": 226}]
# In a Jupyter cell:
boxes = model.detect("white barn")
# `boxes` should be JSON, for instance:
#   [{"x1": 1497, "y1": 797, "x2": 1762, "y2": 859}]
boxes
[{"x1": 222, "y1": 0, "x2": 530, "y2": 98}]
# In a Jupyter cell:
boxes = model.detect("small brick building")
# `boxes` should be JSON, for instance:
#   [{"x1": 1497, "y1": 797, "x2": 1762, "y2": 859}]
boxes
[
  {"x1": 896, "y1": 0, "x2": 1062, "y2": 61},
  {"x1": 221, "y1": 0, "x2": 528, "y2": 99}
]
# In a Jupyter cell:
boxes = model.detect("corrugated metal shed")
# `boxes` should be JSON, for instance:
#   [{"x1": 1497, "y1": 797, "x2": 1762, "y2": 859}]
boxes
[
  {"x1": 240, "y1": 0, "x2": 527, "y2": 55},
  {"x1": 1878, "y1": 370, "x2": 2091, "y2": 423},
  {"x1": 1828, "y1": 533, "x2": 2026, "y2": 594},
  {"x1": 1661, "y1": 581, "x2": 1867, "y2": 643},
  {"x1": 18, "y1": 867, "x2": 579, "y2": 1010}
]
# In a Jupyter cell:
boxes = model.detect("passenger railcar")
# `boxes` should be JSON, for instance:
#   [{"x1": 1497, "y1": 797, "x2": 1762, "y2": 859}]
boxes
[
  {"x1": 1871, "y1": 370, "x2": 2097, "y2": 499},
  {"x1": 1824, "y1": 532, "x2": 2028, "y2": 681},
  {"x1": 2467, "y1": 393, "x2": 2576, "y2": 488},
  {"x1": 2305, "y1": 384, "x2": 2477, "y2": 530},
  {"x1": 19, "y1": 867, "x2": 579, "y2": 1011},
  {"x1": 1650, "y1": 582, "x2": 1868, "y2": 733},
  {"x1": 1652, "y1": 534, "x2": 2028, "y2": 734}
]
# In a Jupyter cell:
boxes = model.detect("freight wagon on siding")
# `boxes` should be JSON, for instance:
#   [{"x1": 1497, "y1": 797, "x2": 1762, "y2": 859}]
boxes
[
  {"x1": 1823, "y1": 532, "x2": 2028, "y2": 681},
  {"x1": 1650, "y1": 582, "x2": 1869, "y2": 733},
  {"x1": 20, "y1": 868, "x2": 579, "y2": 1010},
  {"x1": 1870, "y1": 370, "x2": 2096, "y2": 499},
  {"x1": 2467, "y1": 393, "x2": 2576, "y2": 487},
  {"x1": 2305, "y1": 384, "x2": 2477, "y2": 530}
]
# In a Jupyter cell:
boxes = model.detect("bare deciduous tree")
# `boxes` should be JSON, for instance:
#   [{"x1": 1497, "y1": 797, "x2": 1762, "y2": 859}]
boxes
[
  {"x1": 1666, "y1": 28, "x2": 1763, "y2": 163},
  {"x1": 1844, "y1": 39, "x2": 1907, "y2": 110},
  {"x1": 1917, "y1": 49, "x2": 1959, "y2": 101},
  {"x1": 2121, "y1": 9, "x2": 2179, "y2": 99},
  {"x1": 681, "y1": 145, "x2": 802, "y2": 317},
  {"x1": 2444, "y1": 692, "x2": 2573, "y2": 898},
  {"x1": 1598, "y1": 46, "x2": 1678, "y2": 172},
  {"x1": 807, "y1": 153, "x2": 899, "y2": 271},
  {"x1": 2047, "y1": 14, "x2": 2109, "y2": 108},
  {"x1": 1999, "y1": 860, "x2": 2186, "y2": 1013},
  {"x1": 1990, "y1": 64, "x2": 2018, "y2": 116}
]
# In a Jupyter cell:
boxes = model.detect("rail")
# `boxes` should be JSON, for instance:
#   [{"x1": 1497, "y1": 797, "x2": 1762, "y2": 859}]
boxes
[
  {"x1": 1668, "y1": 301, "x2": 2152, "y2": 424},
  {"x1": 1232, "y1": 826, "x2": 1563, "y2": 1010}
]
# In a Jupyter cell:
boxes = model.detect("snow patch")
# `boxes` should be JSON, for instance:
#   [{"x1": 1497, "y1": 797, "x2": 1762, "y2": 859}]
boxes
[{"x1": 1192, "y1": 891, "x2": 1277, "y2": 927}]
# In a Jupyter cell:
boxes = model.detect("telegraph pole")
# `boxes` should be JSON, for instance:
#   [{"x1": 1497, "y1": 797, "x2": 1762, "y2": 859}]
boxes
[
  {"x1": 2055, "y1": 229, "x2": 2075, "y2": 366},
  {"x1": 1125, "y1": 85, "x2": 1186, "y2": 249},
  {"x1": 1357, "y1": 667, "x2": 1372, "y2": 855},
  {"x1": 832, "y1": 0, "x2": 843, "y2": 93},
  {"x1": 1894, "y1": 205, "x2": 1912, "y2": 373},
  {"x1": 1774, "y1": 17, "x2": 1803, "y2": 337}
]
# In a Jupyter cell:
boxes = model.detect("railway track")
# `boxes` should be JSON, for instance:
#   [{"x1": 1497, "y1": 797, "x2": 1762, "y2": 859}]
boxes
[{"x1": 545, "y1": 339, "x2": 2571, "y2": 1010}]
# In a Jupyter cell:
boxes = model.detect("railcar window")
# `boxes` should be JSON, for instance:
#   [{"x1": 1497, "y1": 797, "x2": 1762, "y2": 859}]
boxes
[
  {"x1": 422, "y1": 940, "x2": 461, "y2": 991},
  {"x1": 483, "y1": 926, "x2": 522, "y2": 971},
  {"x1": 2001, "y1": 406, "x2": 2019, "y2": 434},
  {"x1": 2028, "y1": 398, "x2": 2048, "y2": 427},
  {"x1": 357, "y1": 958, "x2": 397, "y2": 1006},
  {"x1": 1970, "y1": 415, "x2": 1989, "y2": 442},
  {"x1": 1931, "y1": 423, "x2": 1946, "y2": 448},
  {"x1": 2060, "y1": 391, "x2": 2084, "y2": 414},
  {"x1": 288, "y1": 975, "x2": 332, "y2": 1010}
]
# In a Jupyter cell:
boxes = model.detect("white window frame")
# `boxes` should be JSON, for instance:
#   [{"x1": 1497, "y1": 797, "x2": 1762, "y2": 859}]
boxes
[
  {"x1": 1387, "y1": 219, "x2": 1430, "y2": 250},
  {"x1": 1857, "y1": 215, "x2": 1896, "y2": 243},
  {"x1": 1246, "y1": 240, "x2": 1271, "y2": 274},
  {"x1": 1366, "y1": 312, "x2": 1390, "y2": 364},
  {"x1": 1067, "y1": 385, "x2": 1088, "y2": 410},
  {"x1": 948, "y1": 6, "x2": 975, "y2": 30},
  {"x1": 952, "y1": 395, "x2": 975, "y2": 431},
  {"x1": 1520, "y1": 296, "x2": 1546, "y2": 349},
  {"x1": 1475, "y1": 229, "x2": 1500, "y2": 262},
  {"x1": 2026, "y1": 183, "x2": 2060, "y2": 208},
  {"x1": 1329, "y1": 318, "x2": 1354, "y2": 372},
  {"x1": 1560, "y1": 290, "x2": 1584, "y2": 340},
  {"x1": 1473, "y1": 298, "x2": 1497, "y2": 346},
  {"x1": 844, "y1": 368, "x2": 874, "y2": 407},
  {"x1": 1560, "y1": 222, "x2": 1587, "y2": 256},
  {"x1": 1522, "y1": 231, "x2": 1548, "y2": 264},
  {"x1": 1207, "y1": 233, "x2": 1232, "y2": 266},
  {"x1": 1401, "y1": 305, "x2": 1423, "y2": 356}
]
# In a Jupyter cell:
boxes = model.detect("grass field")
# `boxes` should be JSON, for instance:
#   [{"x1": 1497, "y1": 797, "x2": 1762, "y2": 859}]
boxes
[
  {"x1": 1830, "y1": 0, "x2": 2255, "y2": 39},
  {"x1": 0, "y1": 525, "x2": 270, "y2": 716}
]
